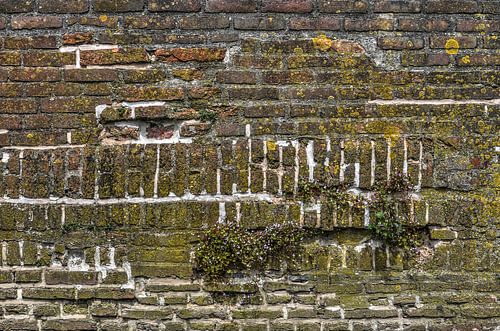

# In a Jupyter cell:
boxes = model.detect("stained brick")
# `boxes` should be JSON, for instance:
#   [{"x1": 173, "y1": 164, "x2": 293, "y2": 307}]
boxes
[
  {"x1": 319, "y1": 0, "x2": 369, "y2": 13},
  {"x1": 0, "y1": 0, "x2": 34, "y2": 13},
  {"x1": 262, "y1": 0, "x2": 313, "y2": 13},
  {"x1": 11, "y1": 16, "x2": 63, "y2": 30},
  {"x1": 80, "y1": 48, "x2": 149, "y2": 65},
  {"x1": 206, "y1": 0, "x2": 257, "y2": 12},
  {"x1": 149, "y1": 0, "x2": 201, "y2": 12},
  {"x1": 93, "y1": 0, "x2": 144, "y2": 12},
  {"x1": 38, "y1": 0, "x2": 89, "y2": 13}
]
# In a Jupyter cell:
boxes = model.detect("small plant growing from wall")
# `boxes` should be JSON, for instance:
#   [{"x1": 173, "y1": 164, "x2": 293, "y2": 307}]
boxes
[{"x1": 195, "y1": 221, "x2": 305, "y2": 280}]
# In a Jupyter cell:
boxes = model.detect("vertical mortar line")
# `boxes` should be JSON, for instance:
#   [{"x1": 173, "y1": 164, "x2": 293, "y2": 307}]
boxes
[
  {"x1": 235, "y1": 202, "x2": 241, "y2": 224},
  {"x1": 19, "y1": 150, "x2": 24, "y2": 198},
  {"x1": 386, "y1": 138, "x2": 392, "y2": 181},
  {"x1": 277, "y1": 144, "x2": 283, "y2": 196},
  {"x1": 75, "y1": 48, "x2": 81, "y2": 68},
  {"x1": 403, "y1": 136, "x2": 408, "y2": 175},
  {"x1": 370, "y1": 140, "x2": 376, "y2": 187},
  {"x1": 124, "y1": 145, "x2": 130, "y2": 198},
  {"x1": 262, "y1": 140, "x2": 268, "y2": 192},
  {"x1": 153, "y1": 144, "x2": 160, "y2": 198},
  {"x1": 216, "y1": 143, "x2": 222, "y2": 195},
  {"x1": 339, "y1": 140, "x2": 345, "y2": 183},
  {"x1": 354, "y1": 141, "x2": 360, "y2": 188},
  {"x1": 94, "y1": 146, "x2": 100, "y2": 200},
  {"x1": 325, "y1": 135, "x2": 331, "y2": 167},
  {"x1": 306, "y1": 139, "x2": 315, "y2": 182},
  {"x1": 417, "y1": 140, "x2": 423, "y2": 191},
  {"x1": 232, "y1": 139, "x2": 237, "y2": 194},
  {"x1": 246, "y1": 124, "x2": 252, "y2": 194}
]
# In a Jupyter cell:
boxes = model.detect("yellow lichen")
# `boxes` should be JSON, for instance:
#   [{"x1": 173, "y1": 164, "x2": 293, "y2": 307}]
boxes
[
  {"x1": 445, "y1": 38, "x2": 460, "y2": 55},
  {"x1": 460, "y1": 55, "x2": 471, "y2": 64},
  {"x1": 266, "y1": 141, "x2": 277, "y2": 152},
  {"x1": 99, "y1": 15, "x2": 108, "y2": 22},
  {"x1": 313, "y1": 34, "x2": 333, "y2": 52}
]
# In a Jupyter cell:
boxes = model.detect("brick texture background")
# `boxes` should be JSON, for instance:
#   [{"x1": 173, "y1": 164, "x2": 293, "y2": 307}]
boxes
[{"x1": 0, "y1": 0, "x2": 499, "y2": 330}]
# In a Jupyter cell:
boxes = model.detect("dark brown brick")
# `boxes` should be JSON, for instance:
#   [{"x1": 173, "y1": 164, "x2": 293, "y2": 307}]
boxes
[
  {"x1": 11, "y1": 16, "x2": 63, "y2": 29},
  {"x1": 149, "y1": 0, "x2": 201, "y2": 12},
  {"x1": 374, "y1": 0, "x2": 421, "y2": 12},
  {"x1": 216, "y1": 71, "x2": 257, "y2": 84},
  {"x1": 38, "y1": 0, "x2": 89, "y2": 13},
  {"x1": 378, "y1": 37, "x2": 424, "y2": 50},
  {"x1": 206, "y1": 0, "x2": 257, "y2": 12},
  {"x1": 45, "y1": 270, "x2": 98, "y2": 285},
  {"x1": 262, "y1": 0, "x2": 313, "y2": 13},
  {"x1": 9, "y1": 68, "x2": 61, "y2": 81},
  {"x1": 458, "y1": 54, "x2": 500, "y2": 66},
  {"x1": 117, "y1": 86, "x2": 184, "y2": 101},
  {"x1": 178, "y1": 16, "x2": 230, "y2": 29},
  {"x1": 0, "y1": 99, "x2": 38, "y2": 114},
  {"x1": 64, "y1": 69, "x2": 118, "y2": 82},
  {"x1": 0, "y1": 0, "x2": 34, "y2": 13},
  {"x1": 4, "y1": 36, "x2": 57, "y2": 49},
  {"x1": 93, "y1": 0, "x2": 144, "y2": 12},
  {"x1": 41, "y1": 96, "x2": 111, "y2": 113},
  {"x1": 155, "y1": 48, "x2": 226, "y2": 62},
  {"x1": 345, "y1": 18, "x2": 394, "y2": 31},
  {"x1": 124, "y1": 16, "x2": 176, "y2": 29},
  {"x1": 289, "y1": 17, "x2": 341, "y2": 30},
  {"x1": 430, "y1": 36, "x2": 477, "y2": 49},
  {"x1": 425, "y1": 0, "x2": 478, "y2": 13},
  {"x1": 63, "y1": 32, "x2": 93, "y2": 45},
  {"x1": 319, "y1": 0, "x2": 369, "y2": 13},
  {"x1": 456, "y1": 20, "x2": 500, "y2": 32},
  {"x1": 23, "y1": 51, "x2": 75, "y2": 67},
  {"x1": 80, "y1": 48, "x2": 149, "y2": 65},
  {"x1": 0, "y1": 51, "x2": 22, "y2": 66},
  {"x1": 398, "y1": 18, "x2": 450, "y2": 31},
  {"x1": 234, "y1": 17, "x2": 286, "y2": 30}
]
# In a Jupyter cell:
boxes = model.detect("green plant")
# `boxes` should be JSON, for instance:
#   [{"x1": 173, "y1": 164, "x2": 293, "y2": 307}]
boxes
[
  {"x1": 195, "y1": 221, "x2": 305, "y2": 280},
  {"x1": 198, "y1": 109, "x2": 218, "y2": 123},
  {"x1": 368, "y1": 172, "x2": 424, "y2": 249}
]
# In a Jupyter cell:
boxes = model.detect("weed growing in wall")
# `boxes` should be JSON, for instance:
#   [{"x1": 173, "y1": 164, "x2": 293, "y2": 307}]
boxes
[{"x1": 195, "y1": 221, "x2": 305, "y2": 280}]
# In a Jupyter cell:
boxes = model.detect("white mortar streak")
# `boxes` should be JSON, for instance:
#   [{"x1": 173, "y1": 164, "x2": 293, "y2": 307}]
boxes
[
  {"x1": 386, "y1": 139, "x2": 391, "y2": 180},
  {"x1": 235, "y1": 202, "x2": 241, "y2": 224},
  {"x1": 75, "y1": 48, "x2": 81, "y2": 68},
  {"x1": 370, "y1": 140, "x2": 376, "y2": 187},
  {"x1": 153, "y1": 145, "x2": 160, "y2": 198},
  {"x1": 417, "y1": 140, "x2": 423, "y2": 191},
  {"x1": 60, "y1": 205, "x2": 65, "y2": 226},
  {"x1": 306, "y1": 140, "x2": 316, "y2": 182},
  {"x1": 94, "y1": 147, "x2": 100, "y2": 200},
  {"x1": 218, "y1": 202, "x2": 226, "y2": 223},
  {"x1": 354, "y1": 162, "x2": 360, "y2": 188},
  {"x1": 247, "y1": 126, "x2": 252, "y2": 194},
  {"x1": 403, "y1": 137, "x2": 408, "y2": 175},
  {"x1": 339, "y1": 140, "x2": 345, "y2": 183},
  {"x1": 18, "y1": 240, "x2": 23, "y2": 266},
  {"x1": 1, "y1": 152, "x2": 10, "y2": 163},
  {"x1": 364, "y1": 205, "x2": 370, "y2": 227},
  {"x1": 121, "y1": 262, "x2": 134, "y2": 289},
  {"x1": 325, "y1": 136, "x2": 331, "y2": 167},
  {"x1": 216, "y1": 168, "x2": 221, "y2": 195},
  {"x1": 1, "y1": 242, "x2": 6, "y2": 266},
  {"x1": 277, "y1": 145, "x2": 283, "y2": 196}
]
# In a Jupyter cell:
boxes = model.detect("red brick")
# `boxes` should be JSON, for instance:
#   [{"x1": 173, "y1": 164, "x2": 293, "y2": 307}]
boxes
[
  {"x1": 38, "y1": 0, "x2": 89, "y2": 13},
  {"x1": 374, "y1": 0, "x2": 421, "y2": 13},
  {"x1": 206, "y1": 0, "x2": 256, "y2": 12},
  {"x1": 93, "y1": 0, "x2": 144, "y2": 12},
  {"x1": 458, "y1": 54, "x2": 500, "y2": 66},
  {"x1": 345, "y1": 18, "x2": 394, "y2": 31},
  {"x1": 11, "y1": 16, "x2": 63, "y2": 30},
  {"x1": 425, "y1": 0, "x2": 478, "y2": 13},
  {"x1": 378, "y1": 37, "x2": 424, "y2": 50},
  {"x1": 456, "y1": 20, "x2": 500, "y2": 32},
  {"x1": 0, "y1": 115, "x2": 22, "y2": 129},
  {"x1": 262, "y1": 0, "x2": 313, "y2": 13},
  {"x1": 0, "y1": 99, "x2": 38, "y2": 114},
  {"x1": 155, "y1": 48, "x2": 226, "y2": 62},
  {"x1": 63, "y1": 32, "x2": 93, "y2": 45},
  {"x1": 80, "y1": 48, "x2": 149, "y2": 66},
  {"x1": 289, "y1": 17, "x2": 341, "y2": 30},
  {"x1": 0, "y1": 51, "x2": 22, "y2": 66},
  {"x1": 117, "y1": 86, "x2": 184, "y2": 102},
  {"x1": 188, "y1": 87, "x2": 221, "y2": 99},
  {"x1": 0, "y1": 17, "x2": 5, "y2": 29},
  {"x1": 23, "y1": 51, "x2": 75, "y2": 67},
  {"x1": 180, "y1": 121, "x2": 211, "y2": 137},
  {"x1": 216, "y1": 71, "x2": 257, "y2": 84},
  {"x1": 4, "y1": 36, "x2": 57, "y2": 49},
  {"x1": 430, "y1": 36, "x2": 477, "y2": 49},
  {"x1": 64, "y1": 69, "x2": 118, "y2": 82},
  {"x1": 401, "y1": 52, "x2": 450, "y2": 66},
  {"x1": 0, "y1": 0, "x2": 34, "y2": 13},
  {"x1": 398, "y1": 18, "x2": 450, "y2": 32},
  {"x1": 148, "y1": 0, "x2": 201, "y2": 12},
  {"x1": 234, "y1": 16, "x2": 286, "y2": 30},
  {"x1": 178, "y1": 16, "x2": 230, "y2": 30},
  {"x1": 124, "y1": 16, "x2": 176, "y2": 29},
  {"x1": 319, "y1": 0, "x2": 369, "y2": 13},
  {"x1": 9, "y1": 68, "x2": 61, "y2": 82},
  {"x1": 0, "y1": 83, "x2": 23, "y2": 97}
]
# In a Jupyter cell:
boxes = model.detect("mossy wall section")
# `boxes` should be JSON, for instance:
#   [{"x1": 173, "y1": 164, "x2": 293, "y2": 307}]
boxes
[{"x1": 0, "y1": 0, "x2": 499, "y2": 330}]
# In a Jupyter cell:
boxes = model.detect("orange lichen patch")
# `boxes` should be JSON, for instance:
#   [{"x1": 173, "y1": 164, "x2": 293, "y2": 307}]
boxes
[
  {"x1": 154, "y1": 48, "x2": 226, "y2": 62},
  {"x1": 313, "y1": 34, "x2": 365, "y2": 53}
]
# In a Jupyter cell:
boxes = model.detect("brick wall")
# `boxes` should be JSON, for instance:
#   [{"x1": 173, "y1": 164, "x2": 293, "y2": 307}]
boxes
[{"x1": 0, "y1": 0, "x2": 499, "y2": 330}]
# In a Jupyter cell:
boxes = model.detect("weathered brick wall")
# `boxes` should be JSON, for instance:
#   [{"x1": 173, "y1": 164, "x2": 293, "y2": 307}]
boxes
[{"x1": 0, "y1": 0, "x2": 499, "y2": 330}]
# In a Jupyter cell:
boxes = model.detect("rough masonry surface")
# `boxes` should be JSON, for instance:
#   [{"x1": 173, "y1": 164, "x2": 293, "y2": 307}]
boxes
[{"x1": 0, "y1": 0, "x2": 499, "y2": 330}]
